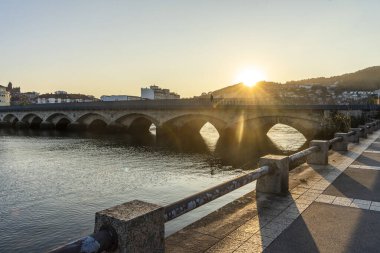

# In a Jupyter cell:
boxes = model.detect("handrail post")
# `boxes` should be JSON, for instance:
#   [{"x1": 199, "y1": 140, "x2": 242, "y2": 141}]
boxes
[
  {"x1": 307, "y1": 140, "x2": 329, "y2": 165},
  {"x1": 94, "y1": 200, "x2": 165, "y2": 253},
  {"x1": 358, "y1": 125, "x2": 368, "y2": 138},
  {"x1": 365, "y1": 123, "x2": 374, "y2": 134},
  {"x1": 257, "y1": 155, "x2": 289, "y2": 195},
  {"x1": 349, "y1": 128, "x2": 361, "y2": 143},
  {"x1": 375, "y1": 120, "x2": 380, "y2": 131},
  {"x1": 371, "y1": 122, "x2": 378, "y2": 131},
  {"x1": 332, "y1": 133, "x2": 349, "y2": 151}
]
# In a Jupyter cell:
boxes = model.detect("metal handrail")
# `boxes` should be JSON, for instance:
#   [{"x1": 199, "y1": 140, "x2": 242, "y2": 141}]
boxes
[
  {"x1": 164, "y1": 166, "x2": 270, "y2": 222},
  {"x1": 49, "y1": 228, "x2": 117, "y2": 253},
  {"x1": 289, "y1": 146, "x2": 320, "y2": 163},
  {"x1": 328, "y1": 136, "x2": 343, "y2": 145}
]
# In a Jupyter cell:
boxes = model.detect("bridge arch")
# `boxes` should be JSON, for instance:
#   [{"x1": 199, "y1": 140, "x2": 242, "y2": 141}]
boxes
[
  {"x1": 115, "y1": 113, "x2": 159, "y2": 134},
  {"x1": 156, "y1": 114, "x2": 228, "y2": 151},
  {"x1": 76, "y1": 113, "x2": 108, "y2": 125},
  {"x1": 3, "y1": 113, "x2": 19, "y2": 126},
  {"x1": 46, "y1": 113, "x2": 73, "y2": 130},
  {"x1": 76, "y1": 113, "x2": 109, "y2": 131},
  {"x1": 253, "y1": 116, "x2": 321, "y2": 141},
  {"x1": 20, "y1": 113, "x2": 43, "y2": 128},
  {"x1": 162, "y1": 114, "x2": 227, "y2": 136}
]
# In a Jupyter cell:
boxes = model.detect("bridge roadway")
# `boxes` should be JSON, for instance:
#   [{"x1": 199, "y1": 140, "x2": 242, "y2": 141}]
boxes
[{"x1": 165, "y1": 128, "x2": 380, "y2": 253}]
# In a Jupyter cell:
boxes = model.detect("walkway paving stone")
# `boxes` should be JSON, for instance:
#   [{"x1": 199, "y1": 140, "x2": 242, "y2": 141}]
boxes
[
  {"x1": 265, "y1": 202, "x2": 380, "y2": 253},
  {"x1": 166, "y1": 129, "x2": 380, "y2": 253}
]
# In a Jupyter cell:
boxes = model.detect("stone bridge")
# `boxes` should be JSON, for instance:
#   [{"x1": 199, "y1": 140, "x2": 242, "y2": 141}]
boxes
[{"x1": 0, "y1": 99, "x2": 377, "y2": 161}]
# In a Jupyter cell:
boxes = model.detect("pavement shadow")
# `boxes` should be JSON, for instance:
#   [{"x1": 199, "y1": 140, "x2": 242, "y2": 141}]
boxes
[
  {"x1": 305, "y1": 140, "x2": 380, "y2": 252},
  {"x1": 255, "y1": 193, "x2": 320, "y2": 252}
]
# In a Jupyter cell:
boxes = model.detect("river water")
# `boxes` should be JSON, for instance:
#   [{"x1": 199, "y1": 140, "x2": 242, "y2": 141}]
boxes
[{"x1": 0, "y1": 123, "x2": 305, "y2": 252}]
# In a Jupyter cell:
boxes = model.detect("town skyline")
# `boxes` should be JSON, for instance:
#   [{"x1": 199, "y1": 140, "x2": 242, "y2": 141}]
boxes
[{"x1": 1, "y1": 1, "x2": 380, "y2": 98}]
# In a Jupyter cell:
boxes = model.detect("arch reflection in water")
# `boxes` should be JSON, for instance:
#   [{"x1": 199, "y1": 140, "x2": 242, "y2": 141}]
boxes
[
  {"x1": 149, "y1": 123, "x2": 157, "y2": 135},
  {"x1": 267, "y1": 123, "x2": 307, "y2": 153},
  {"x1": 199, "y1": 122, "x2": 220, "y2": 152}
]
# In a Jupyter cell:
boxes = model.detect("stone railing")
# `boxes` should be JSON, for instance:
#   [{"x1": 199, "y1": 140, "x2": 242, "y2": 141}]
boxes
[{"x1": 49, "y1": 120, "x2": 380, "y2": 253}]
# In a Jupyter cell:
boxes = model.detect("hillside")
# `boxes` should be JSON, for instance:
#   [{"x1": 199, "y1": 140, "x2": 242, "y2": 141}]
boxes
[
  {"x1": 286, "y1": 66, "x2": 380, "y2": 91},
  {"x1": 199, "y1": 66, "x2": 380, "y2": 98},
  {"x1": 199, "y1": 81, "x2": 281, "y2": 98}
]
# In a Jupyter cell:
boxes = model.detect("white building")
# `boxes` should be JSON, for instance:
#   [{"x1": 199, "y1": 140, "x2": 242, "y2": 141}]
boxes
[
  {"x1": 100, "y1": 95, "x2": 142, "y2": 102},
  {"x1": 37, "y1": 93, "x2": 97, "y2": 104},
  {"x1": 141, "y1": 85, "x2": 180, "y2": 100},
  {"x1": 0, "y1": 85, "x2": 10, "y2": 106}
]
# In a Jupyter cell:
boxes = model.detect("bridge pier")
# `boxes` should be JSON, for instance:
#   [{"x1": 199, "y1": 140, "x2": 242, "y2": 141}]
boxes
[
  {"x1": 0, "y1": 121, "x2": 10, "y2": 128},
  {"x1": 67, "y1": 122, "x2": 87, "y2": 131},
  {"x1": 106, "y1": 122, "x2": 126, "y2": 133},
  {"x1": 40, "y1": 122, "x2": 55, "y2": 130},
  {"x1": 15, "y1": 121, "x2": 28, "y2": 129}
]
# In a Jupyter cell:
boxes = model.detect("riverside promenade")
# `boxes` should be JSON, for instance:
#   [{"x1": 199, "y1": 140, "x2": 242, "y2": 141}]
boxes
[{"x1": 166, "y1": 129, "x2": 380, "y2": 253}]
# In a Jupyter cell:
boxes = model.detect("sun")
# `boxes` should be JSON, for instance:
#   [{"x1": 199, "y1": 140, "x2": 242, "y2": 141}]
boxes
[{"x1": 235, "y1": 68, "x2": 266, "y2": 87}]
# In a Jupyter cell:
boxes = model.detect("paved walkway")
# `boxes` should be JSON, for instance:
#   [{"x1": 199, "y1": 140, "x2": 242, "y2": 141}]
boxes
[{"x1": 166, "y1": 129, "x2": 380, "y2": 253}]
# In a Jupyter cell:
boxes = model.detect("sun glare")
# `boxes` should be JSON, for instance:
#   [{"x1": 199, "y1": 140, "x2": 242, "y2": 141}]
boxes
[{"x1": 236, "y1": 68, "x2": 266, "y2": 87}]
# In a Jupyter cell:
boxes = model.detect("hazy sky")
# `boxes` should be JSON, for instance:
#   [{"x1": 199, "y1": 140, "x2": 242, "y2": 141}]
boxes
[{"x1": 1, "y1": 0, "x2": 379, "y2": 97}]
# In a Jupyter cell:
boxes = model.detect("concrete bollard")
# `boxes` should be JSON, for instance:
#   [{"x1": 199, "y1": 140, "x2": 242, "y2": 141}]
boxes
[
  {"x1": 307, "y1": 140, "x2": 329, "y2": 165},
  {"x1": 332, "y1": 133, "x2": 349, "y2": 151},
  {"x1": 358, "y1": 125, "x2": 368, "y2": 138},
  {"x1": 349, "y1": 128, "x2": 361, "y2": 143},
  {"x1": 94, "y1": 200, "x2": 165, "y2": 253},
  {"x1": 368, "y1": 122, "x2": 375, "y2": 133},
  {"x1": 365, "y1": 123, "x2": 374, "y2": 134},
  {"x1": 374, "y1": 121, "x2": 379, "y2": 131},
  {"x1": 257, "y1": 155, "x2": 289, "y2": 195},
  {"x1": 371, "y1": 122, "x2": 378, "y2": 131}
]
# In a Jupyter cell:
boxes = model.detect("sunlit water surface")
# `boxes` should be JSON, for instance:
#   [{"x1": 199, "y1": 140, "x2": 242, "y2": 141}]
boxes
[{"x1": 0, "y1": 123, "x2": 305, "y2": 252}]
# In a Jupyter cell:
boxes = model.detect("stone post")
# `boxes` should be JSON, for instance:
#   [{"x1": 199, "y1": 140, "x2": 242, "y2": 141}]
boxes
[
  {"x1": 358, "y1": 125, "x2": 368, "y2": 138},
  {"x1": 332, "y1": 133, "x2": 349, "y2": 151},
  {"x1": 349, "y1": 128, "x2": 361, "y2": 143},
  {"x1": 94, "y1": 200, "x2": 165, "y2": 253},
  {"x1": 365, "y1": 123, "x2": 373, "y2": 134},
  {"x1": 307, "y1": 140, "x2": 329, "y2": 165},
  {"x1": 371, "y1": 122, "x2": 378, "y2": 131},
  {"x1": 374, "y1": 121, "x2": 379, "y2": 131},
  {"x1": 257, "y1": 155, "x2": 289, "y2": 195},
  {"x1": 368, "y1": 122, "x2": 375, "y2": 133}
]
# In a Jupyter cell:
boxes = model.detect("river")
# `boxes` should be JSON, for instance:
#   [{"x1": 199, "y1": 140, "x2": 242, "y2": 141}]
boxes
[{"x1": 0, "y1": 123, "x2": 305, "y2": 252}]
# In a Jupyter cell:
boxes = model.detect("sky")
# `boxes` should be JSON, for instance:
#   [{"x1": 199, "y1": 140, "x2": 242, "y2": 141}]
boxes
[{"x1": 0, "y1": 0, "x2": 380, "y2": 98}]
